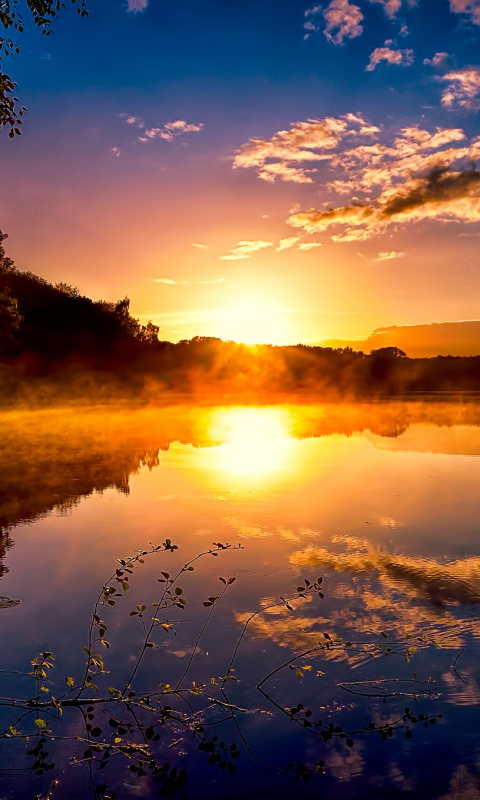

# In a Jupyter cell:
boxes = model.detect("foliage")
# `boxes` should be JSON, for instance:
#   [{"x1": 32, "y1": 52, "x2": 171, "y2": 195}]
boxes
[
  {"x1": 0, "y1": 539, "x2": 444, "y2": 799},
  {"x1": 0, "y1": 286, "x2": 22, "y2": 348},
  {"x1": 1, "y1": 0, "x2": 90, "y2": 136},
  {"x1": 0, "y1": 230, "x2": 160, "y2": 367}
]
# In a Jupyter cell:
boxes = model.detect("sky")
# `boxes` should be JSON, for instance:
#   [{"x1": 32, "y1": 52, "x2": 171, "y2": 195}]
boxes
[{"x1": 1, "y1": 0, "x2": 480, "y2": 345}]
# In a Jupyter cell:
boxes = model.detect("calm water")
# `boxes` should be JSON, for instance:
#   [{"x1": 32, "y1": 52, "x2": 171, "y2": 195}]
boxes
[{"x1": 2, "y1": 401, "x2": 480, "y2": 798}]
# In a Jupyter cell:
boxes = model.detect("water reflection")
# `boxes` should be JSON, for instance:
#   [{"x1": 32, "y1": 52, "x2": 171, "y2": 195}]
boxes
[
  {"x1": 4, "y1": 399, "x2": 480, "y2": 534},
  {"x1": 206, "y1": 407, "x2": 296, "y2": 477},
  {"x1": 2, "y1": 401, "x2": 480, "y2": 796}
]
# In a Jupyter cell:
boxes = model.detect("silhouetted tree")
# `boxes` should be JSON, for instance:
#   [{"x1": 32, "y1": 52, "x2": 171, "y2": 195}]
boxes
[{"x1": 370, "y1": 347, "x2": 407, "y2": 359}]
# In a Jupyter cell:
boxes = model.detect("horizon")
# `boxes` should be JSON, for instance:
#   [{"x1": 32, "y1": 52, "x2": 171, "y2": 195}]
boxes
[{"x1": 5, "y1": 232, "x2": 480, "y2": 356}]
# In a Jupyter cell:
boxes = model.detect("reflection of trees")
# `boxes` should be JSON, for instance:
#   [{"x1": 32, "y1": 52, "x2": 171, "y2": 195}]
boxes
[
  {"x1": 0, "y1": 413, "x2": 171, "y2": 581},
  {"x1": 3, "y1": 400, "x2": 480, "y2": 582},
  {"x1": 0, "y1": 531, "x2": 12, "y2": 579}
]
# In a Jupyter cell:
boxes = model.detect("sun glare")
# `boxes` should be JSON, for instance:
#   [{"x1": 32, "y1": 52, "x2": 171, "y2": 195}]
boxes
[
  {"x1": 216, "y1": 296, "x2": 291, "y2": 345},
  {"x1": 207, "y1": 407, "x2": 296, "y2": 479}
]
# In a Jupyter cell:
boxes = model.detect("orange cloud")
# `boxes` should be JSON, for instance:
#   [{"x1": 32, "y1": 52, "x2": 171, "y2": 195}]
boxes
[
  {"x1": 235, "y1": 115, "x2": 480, "y2": 241},
  {"x1": 233, "y1": 115, "x2": 369, "y2": 183},
  {"x1": 322, "y1": 0, "x2": 364, "y2": 43},
  {"x1": 424, "y1": 51, "x2": 450, "y2": 68},
  {"x1": 289, "y1": 167, "x2": 480, "y2": 240},
  {"x1": 377, "y1": 250, "x2": 405, "y2": 260},
  {"x1": 220, "y1": 240, "x2": 273, "y2": 260},
  {"x1": 449, "y1": 0, "x2": 480, "y2": 25},
  {"x1": 298, "y1": 241, "x2": 323, "y2": 250},
  {"x1": 366, "y1": 43, "x2": 414, "y2": 71},
  {"x1": 441, "y1": 67, "x2": 480, "y2": 110},
  {"x1": 276, "y1": 236, "x2": 301, "y2": 251},
  {"x1": 367, "y1": 0, "x2": 418, "y2": 18}
]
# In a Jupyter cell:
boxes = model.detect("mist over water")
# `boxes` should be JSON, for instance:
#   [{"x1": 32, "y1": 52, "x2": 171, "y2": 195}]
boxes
[{"x1": 3, "y1": 401, "x2": 480, "y2": 797}]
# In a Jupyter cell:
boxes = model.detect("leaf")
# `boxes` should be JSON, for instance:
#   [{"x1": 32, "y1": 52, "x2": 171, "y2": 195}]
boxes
[
  {"x1": 34, "y1": 719, "x2": 47, "y2": 729},
  {"x1": 66, "y1": 677, "x2": 74, "y2": 687}
]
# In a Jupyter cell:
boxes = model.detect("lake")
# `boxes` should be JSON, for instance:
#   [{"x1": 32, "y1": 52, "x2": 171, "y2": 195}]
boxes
[{"x1": 1, "y1": 400, "x2": 480, "y2": 799}]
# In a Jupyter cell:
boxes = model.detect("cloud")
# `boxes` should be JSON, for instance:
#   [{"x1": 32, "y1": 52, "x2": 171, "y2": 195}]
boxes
[
  {"x1": 320, "y1": 0, "x2": 364, "y2": 44},
  {"x1": 377, "y1": 250, "x2": 405, "y2": 259},
  {"x1": 276, "y1": 237, "x2": 322, "y2": 251},
  {"x1": 127, "y1": 0, "x2": 148, "y2": 12},
  {"x1": 289, "y1": 167, "x2": 480, "y2": 240},
  {"x1": 139, "y1": 120, "x2": 204, "y2": 143},
  {"x1": 233, "y1": 115, "x2": 370, "y2": 184},
  {"x1": 110, "y1": 147, "x2": 121, "y2": 157},
  {"x1": 122, "y1": 114, "x2": 203, "y2": 142},
  {"x1": 441, "y1": 67, "x2": 480, "y2": 110},
  {"x1": 197, "y1": 278, "x2": 226, "y2": 284},
  {"x1": 366, "y1": 43, "x2": 415, "y2": 71},
  {"x1": 423, "y1": 51, "x2": 450, "y2": 68},
  {"x1": 192, "y1": 243, "x2": 209, "y2": 250},
  {"x1": 236, "y1": 113, "x2": 480, "y2": 241},
  {"x1": 304, "y1": 0, "x2": 419, "y2": 42},
  {"x1": 220, "y1": 240, "x2": 273, "y2": 260},
  {"x1": 276, "y1": 236, "x2": 301, "y2": 251},
  {"x1": 366, "y1": 0, "x2": 418, "y2": 19},
  {"x1": 449, "y1": 0, "x2": 480, "y2": 25},
  {"x1": 154, "y1": 277, "x2": 177, "y2": 284}
]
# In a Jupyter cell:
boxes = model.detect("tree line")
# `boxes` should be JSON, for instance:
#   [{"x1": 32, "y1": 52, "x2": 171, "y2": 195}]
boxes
[{"x1": 2, "y1": 231, "x2": 480, "y2": 402}]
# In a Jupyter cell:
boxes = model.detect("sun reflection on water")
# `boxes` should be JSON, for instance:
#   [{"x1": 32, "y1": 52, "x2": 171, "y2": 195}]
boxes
[{"x1": 206, "y1": 406, "x2": 296, "y2": 478}]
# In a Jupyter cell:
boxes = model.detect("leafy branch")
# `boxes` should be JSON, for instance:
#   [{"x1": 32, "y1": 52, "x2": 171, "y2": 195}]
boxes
[
  {"x1": 1, "y1": 0, "x2": 91, "y2": 136},
  {"x1": 0, "y1": 541, "x2": 448, "y2": 798}
]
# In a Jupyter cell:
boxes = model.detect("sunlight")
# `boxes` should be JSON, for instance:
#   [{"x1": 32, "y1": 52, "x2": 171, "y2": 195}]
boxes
[
  {"x1": 216, "y1": 296, "x2": 291, "y2": 345},
  {"x1": 207, "y1": 406, "x2": 296, "y2": 478}
]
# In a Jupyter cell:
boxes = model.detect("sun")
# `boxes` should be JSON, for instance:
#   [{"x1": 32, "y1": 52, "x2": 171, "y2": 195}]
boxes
[{"x1": 215, "y1": 295, "x2": 292, "y2": 345}]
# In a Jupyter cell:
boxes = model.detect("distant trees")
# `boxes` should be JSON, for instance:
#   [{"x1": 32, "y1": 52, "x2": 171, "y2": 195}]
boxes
[
  {"x1": 3, "y1": 229, "x2": 480, "y2": 401},
  {"x1": 370, "y1": 347, "x2": 407, "y2": 359}
]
